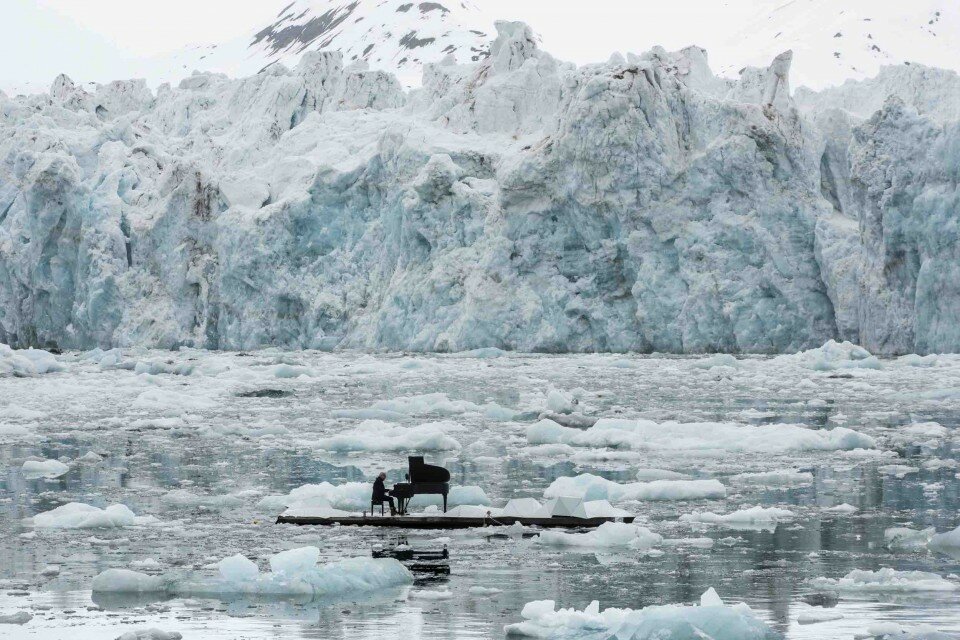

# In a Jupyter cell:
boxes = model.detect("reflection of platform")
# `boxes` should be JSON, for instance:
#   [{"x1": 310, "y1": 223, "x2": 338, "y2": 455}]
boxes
[{"x1": 276, "y1": 515, "x2": 634, "y2": 529}]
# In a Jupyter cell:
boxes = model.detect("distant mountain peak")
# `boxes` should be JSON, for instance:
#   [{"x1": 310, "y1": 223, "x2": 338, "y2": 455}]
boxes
[{"x1": 244, "y1": 0, "x2": 491, "y2": 81}]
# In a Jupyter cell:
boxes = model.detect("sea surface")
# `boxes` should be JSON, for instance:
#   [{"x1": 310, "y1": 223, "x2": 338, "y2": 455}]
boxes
[{"x1": 2, "y1": 348, "x2": 959, "y2": 639}]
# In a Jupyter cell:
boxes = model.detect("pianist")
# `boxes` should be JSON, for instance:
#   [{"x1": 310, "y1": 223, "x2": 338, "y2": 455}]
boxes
[{"x1": 372, "y1": 472, "x2": 397, "y2": 516}]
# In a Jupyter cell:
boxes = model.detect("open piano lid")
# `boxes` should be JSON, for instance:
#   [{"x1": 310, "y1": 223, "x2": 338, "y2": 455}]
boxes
[{"x1": 408, "y1": 456, "x2": 451, "y2": 483}]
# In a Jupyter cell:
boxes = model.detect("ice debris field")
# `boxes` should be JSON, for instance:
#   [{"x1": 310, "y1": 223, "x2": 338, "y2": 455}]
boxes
[{"x1": 1, "y1": 341, "x2": 960, "y2": 638}]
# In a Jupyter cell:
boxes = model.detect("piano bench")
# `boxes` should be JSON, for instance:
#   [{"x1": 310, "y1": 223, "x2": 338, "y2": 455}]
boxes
[{"x1": 371, "y1": 500, "x2": 385, "y2": 516}]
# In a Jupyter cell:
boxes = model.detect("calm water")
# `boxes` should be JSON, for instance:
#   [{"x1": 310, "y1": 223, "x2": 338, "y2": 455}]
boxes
[{"x1": 2, "y1": 349, "x2": 960, "y2": 638}]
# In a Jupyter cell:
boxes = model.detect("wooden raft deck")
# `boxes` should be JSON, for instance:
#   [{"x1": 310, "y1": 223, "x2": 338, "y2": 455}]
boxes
[{"x1": 276, "y1": 515, "x2": 635, "y2": 529}]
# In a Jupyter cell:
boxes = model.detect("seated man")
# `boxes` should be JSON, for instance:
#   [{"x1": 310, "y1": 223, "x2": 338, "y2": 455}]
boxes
[{"x1": 372, "y1": 472, "x2": 396, "y2": 516}]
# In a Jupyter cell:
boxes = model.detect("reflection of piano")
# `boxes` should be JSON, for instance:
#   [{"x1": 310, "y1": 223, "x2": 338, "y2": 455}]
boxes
[{"x1": 391, "y1": 456, "x2": 451, "y2": 515}]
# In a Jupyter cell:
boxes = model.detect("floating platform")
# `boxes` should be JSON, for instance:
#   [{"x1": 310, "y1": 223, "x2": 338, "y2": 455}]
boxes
[{"x1": 275, "y1": 514, "x2": 634, "y2": 529}]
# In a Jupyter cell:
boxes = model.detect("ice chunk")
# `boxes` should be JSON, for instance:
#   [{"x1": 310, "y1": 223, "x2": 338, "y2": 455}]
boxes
[
  {"x1": 528, "y1": 418, "x2": 875, "y2": 455},
  {"x1": 777, "y1": 340, "x2": 880, "y2": 371},
  {"x1": 21, "y1": 459, "x2": 70, "y2": 479},
  {"x1": 33, "y1": 503, "x2": 152, "y2": 529},
  {"x1": 160, "y1": 490, "x2": 245, "y2": 510},
  {"x1": 692, "y1": 354, "x2": 740, "y2": 369},
  {"x1": 0, "y1": 344, "x2": 64, "y2": 377},
  {"x1": 314, "y1": 420, "x2": 462, "y2": 452},
  {"x1": 545, "y1": 388, "x2": 576, "y2": 414},
  {"x1": 700, "y1": 588, "x2": 723, "y2": 607},
  {"x1": 729, "y1": 469, "x2": 813, "y2": 487},
  {"x1": 92, "y1": 569, "x2": 165, "y2": 593},
  {"x1": 809, "y1": 568, "x2": 958, "y2": 592},
  {"x1": 680, "y1": 506, "x2": 794, "y2": 530},
  {"x1": 0, "y1": 611, "x2": 33, "y2": 625},
  {"x1": 505, "y1": 595, "x2": 775, "y2": 639},
  {"x1": 635, "y1": 468, "x2": 693, "y2": 481},
  {"x1": 538, "y1": 522, "x2": 662, "y2": 550},
  {"x1": 269, "y1": 547, "x2": 320, "y2": 576},
  {"x1": 218, "y1": 554, "x2": 260, "y2": 582},
  {"x1": 96, "y1": 552, "x2": 412, "y2": 599},
  {"x1": 797, "y1": 608, "x2": 843, "y2": 624},
  {"x1": 929, "y1": 526, "x2": 960, "y2": 553},
  {"x1": 115, "y1": 630, "x2": 183, "y2": 640},
  {"x1": 469, "y1": 586, "x2": 503, "y2": 596},
  {"x1": 545, "y1": 474, "x2": 726, "y2": 502},
  {"x1": 885, "y1": 527, "x2": 935, "y2": 552},
  {"x1": 825, "y1": 503, "x2": 858, "y2": 514}
]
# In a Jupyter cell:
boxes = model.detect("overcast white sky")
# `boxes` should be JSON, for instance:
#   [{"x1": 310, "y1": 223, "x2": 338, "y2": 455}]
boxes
[{"x1": 4, "y1": 0, "x2": 748, "y2": 93}]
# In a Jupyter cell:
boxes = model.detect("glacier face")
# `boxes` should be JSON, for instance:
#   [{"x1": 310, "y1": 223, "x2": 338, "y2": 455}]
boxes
[{"x1": 1, "y1": 23, "x2": 958, "y2": 354}]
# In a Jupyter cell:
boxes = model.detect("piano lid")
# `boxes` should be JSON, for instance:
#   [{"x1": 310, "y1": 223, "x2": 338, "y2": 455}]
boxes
[{"x1": 408, "y1": 456, "x2": 451, "y2": 483}]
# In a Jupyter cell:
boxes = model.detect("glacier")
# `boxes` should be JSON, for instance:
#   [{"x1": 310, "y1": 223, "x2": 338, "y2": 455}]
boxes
[{"x1": 2, "y1": 21, "x2": 959, "y2": 354}]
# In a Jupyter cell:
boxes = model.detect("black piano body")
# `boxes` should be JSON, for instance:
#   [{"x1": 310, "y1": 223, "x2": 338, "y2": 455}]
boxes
[{"x1": 391, "y1": 456, "x2": 451, "y2": 515}]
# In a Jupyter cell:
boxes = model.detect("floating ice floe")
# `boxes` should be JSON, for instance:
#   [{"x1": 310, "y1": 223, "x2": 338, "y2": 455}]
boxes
[
  {"x1": 797, "y1": 607, "x2": 844, "y2": 624},
  {"x1": 469, "y1": 586, "x2": 502, "y2": 596},
  {"x1": 887, "y1": 422, "x2": 949, "y2": 448},
  {"x1": 825, "y1": 503, "x2": 858, "y2": 514},
  {"x1": 809, "y1": 568, "x2": 959, "y2": 592},
  {"x1": 929, "y1": 526, "x2": 960, "y2": 553},
  {"x1": 544, "y1": 473, "x2": 726, "y2": 502},
  {"x1": 0, "y1": 344, "x2": 64, "y2": 377},
  {"x1": 313, "y1": 420, "x2": 462, "y2": 452},
  {"x1": 132, "y1": 389, "x2": 217, "y2": 415},
  {"x1": 680, "y1": 506, "x2": 794, "y2": 530},
  {"x1": 537, "y1": 522, "x2": 662, "y2": 550},
  {"x1": 885, "y1": 527, "x2": 936, "y2": 552},
  {"x1": 692, "y1": 354, "x2": 741, "y2": 370},
  {"x1": 32, "y1": 503, "x2": 157, "y2": 529},
  {"x1": 412, "y1": 589, "x2": 453, "y2": 600},
  {"x1": 865, "y1": 622, "x2": 955, "y2": 639},
  {"x1": 0, "y1": 611, "x2": 33, "y2": 625},
  {"x1": 776, "y1": 340, "x2": 881, "y2": 371},
  {"x1": 160, "y1": 490, "x2": 246, "y2": 510},
  {"x1": 115, "y1": 629, "x2": 182, "y2": 640},
  {"x1": 504, "y1": 589, "x2": 776, "y2": 639},
  {"x1": 527, "y1": 418, "x2": 875, "y2": 455},
  {"x1": 728, "y1": 469, "x2": 813, "y2": 487},
  {"x1": 364, "y1": 393, "x2": 512, "y2": 418},
  {"x1": 93, "y1": 548, "x2": 412, "y2": 599},
  {"x1": 21, "y1": 459, "x2": 70, "y2": 479},
  {"x1": 634, "y1": 468, "x2": 693, "y2": 481}
]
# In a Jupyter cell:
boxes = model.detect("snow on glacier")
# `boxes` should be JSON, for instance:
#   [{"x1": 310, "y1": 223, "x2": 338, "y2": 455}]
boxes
[{"x1": 3, "y1": 21, "x2": 960, "y2": 354}]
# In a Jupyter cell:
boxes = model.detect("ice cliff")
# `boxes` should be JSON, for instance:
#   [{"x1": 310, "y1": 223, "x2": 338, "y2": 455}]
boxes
[{"x1": 2, "y1": 22, "x2": 959, "y2": 354}]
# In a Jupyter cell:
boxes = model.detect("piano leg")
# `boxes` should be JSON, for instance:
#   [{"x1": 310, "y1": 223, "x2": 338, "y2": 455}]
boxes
[{"x1": 442, "y1": 493, "x2": 447, "y2": 513}]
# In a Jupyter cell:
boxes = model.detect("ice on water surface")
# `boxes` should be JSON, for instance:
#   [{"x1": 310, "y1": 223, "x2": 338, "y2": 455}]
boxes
[{"x1": 1, "y1": 345, "x2": 960, "y2": 638}]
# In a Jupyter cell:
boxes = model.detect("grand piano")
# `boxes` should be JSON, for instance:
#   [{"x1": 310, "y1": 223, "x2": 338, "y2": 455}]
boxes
[{"x1": 390, "y1": 456, "x2": 451, "y2": 515}]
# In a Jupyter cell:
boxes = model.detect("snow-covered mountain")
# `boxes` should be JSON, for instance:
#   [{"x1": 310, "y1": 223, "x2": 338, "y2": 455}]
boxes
[
  {"x1": 709, "y1": 0, "x2": 960, "y2": 90},
  {"x1": 154, "y1": 0, "x2": 493, "y2": 88},
  {"x1": 6, "y1": 0, "x2": 960, "y2": 94}
]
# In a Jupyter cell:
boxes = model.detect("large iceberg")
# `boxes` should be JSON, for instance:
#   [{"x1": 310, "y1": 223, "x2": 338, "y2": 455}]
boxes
[{"x1": 2, "y1": 21, "x2": 960, "y2": 354}]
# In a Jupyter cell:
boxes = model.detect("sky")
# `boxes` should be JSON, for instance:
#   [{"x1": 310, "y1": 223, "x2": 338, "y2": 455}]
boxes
[{"x1": 3, "y1": 0, "x2": 744, "y2": 93}]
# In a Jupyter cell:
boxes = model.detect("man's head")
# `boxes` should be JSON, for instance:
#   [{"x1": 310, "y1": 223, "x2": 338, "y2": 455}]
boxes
[{"x1": 378, "y1": 472, "x2": 386, "y2": 480}]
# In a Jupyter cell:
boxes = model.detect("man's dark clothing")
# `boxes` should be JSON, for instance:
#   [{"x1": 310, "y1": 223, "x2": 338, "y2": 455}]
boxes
[{"x1": 372, "y1": 477, "x2": 396, "y2": 514}]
